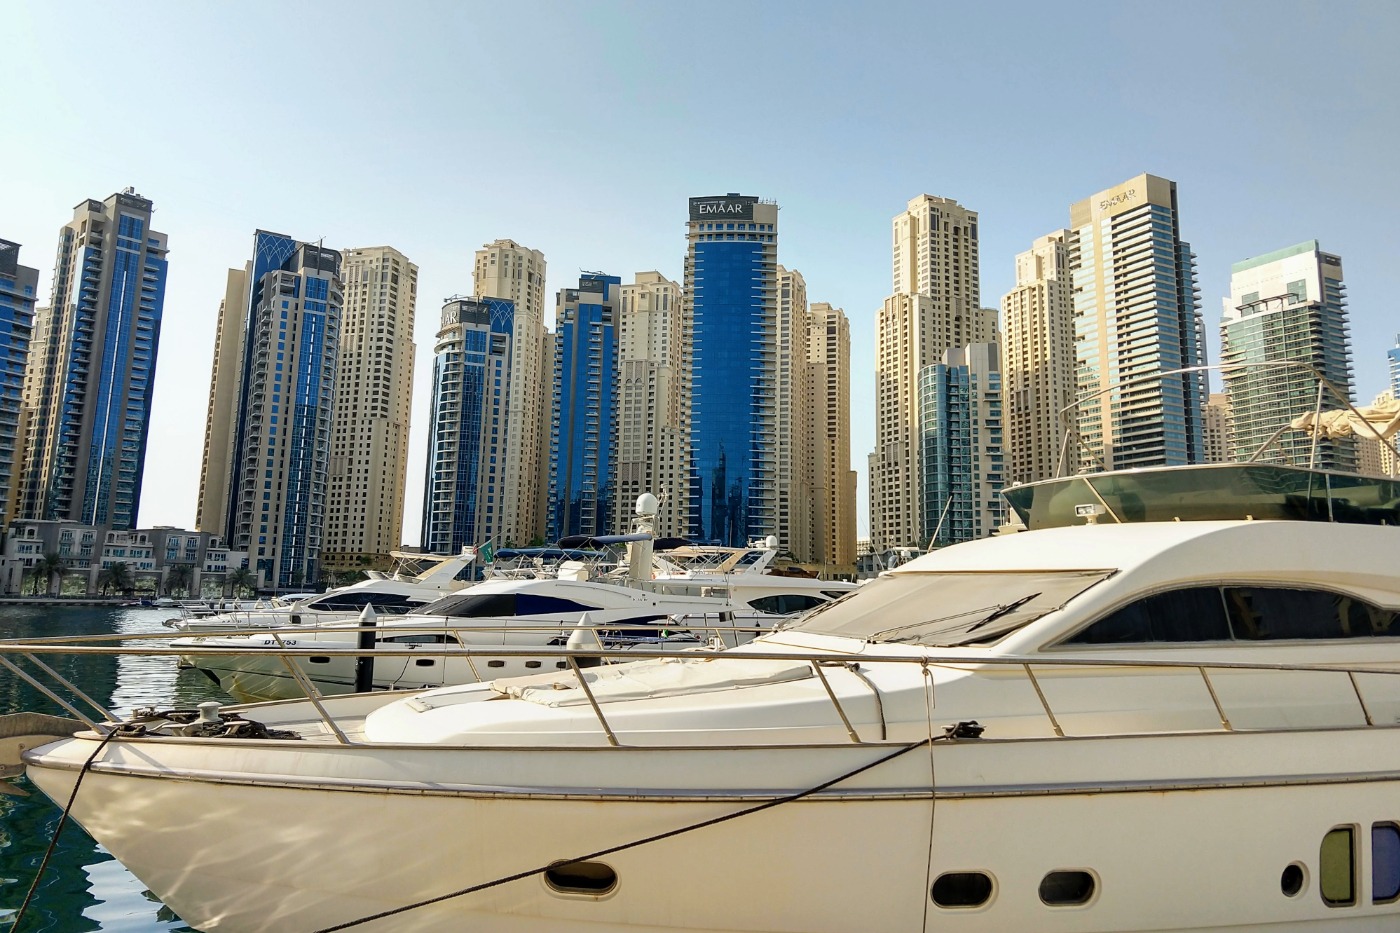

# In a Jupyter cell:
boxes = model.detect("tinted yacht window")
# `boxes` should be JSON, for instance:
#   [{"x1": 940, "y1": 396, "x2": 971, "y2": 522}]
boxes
[
  {"x1": 1226, "y1": 587, "x2": 1400, "y2": 640},
  {"x1": 749, "y1": 593, "x2": 828, "y2": 615},
  {"x1": 308, "y1": 592, "x2": 421, "y2": 614},
  {"x1": 1066, "y1": 587, "x2": 1230, "y2": 644}
]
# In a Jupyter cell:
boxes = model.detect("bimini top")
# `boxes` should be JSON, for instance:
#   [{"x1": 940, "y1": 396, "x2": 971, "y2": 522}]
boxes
[{"x1": 1004, "y1": 463, "x2": 1400, "y2": 531}]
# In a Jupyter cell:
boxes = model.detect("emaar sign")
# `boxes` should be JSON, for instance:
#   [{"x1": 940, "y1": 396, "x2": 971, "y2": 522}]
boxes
[{"x1": 689, "y1": 195, "x2": 758, "y2": 222}]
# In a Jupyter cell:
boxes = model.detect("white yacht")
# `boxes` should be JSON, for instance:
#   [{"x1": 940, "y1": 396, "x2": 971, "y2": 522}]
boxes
[
  {"x1": 163, "y1": 548, "x2": 480, "y2": 634},
  {"x1": 15, "y1": 462, "x2": 1400, "y2": 933}
]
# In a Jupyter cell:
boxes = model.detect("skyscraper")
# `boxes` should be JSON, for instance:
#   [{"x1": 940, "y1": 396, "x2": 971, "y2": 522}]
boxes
[
  {"x1": 1203, "y1": 392, "x2": 1231, "y2": 464},
  {"x1": 420, "y1": 296, "x2": 514, "y2": 554},
  {"x1": 919, "y1": 344, "x2": 1005, "y2": 546},
  {"x1": 549, "y1": 272, "x2": 619, "y2": 540},
  {"x1": 1388, "y1": 336, "x2": 1399, "y2": 397},
  {"x1": 0, "y1": 239, "x2": 37, "y2": 526},
  {"x1": 870, "y1": 195, "x2": 995, "y2": 550},
  {"x1": 323, "y1": 246, "x2": 417, "y2": 572},
  {"x1": 1220, "y1": 240, "x2": 1355, "y2": 470},
  {"x1": 197, "y1": 231, "x2": 342, "y2": 590},
  {"x1": 775, "y1": 265, "x2": 812, "y2": 560},
  {"x1": 474, "y1": 239, "x2": 547, "y2": 546},
  {"x1": 21, "y1": 191, "x2": 168, "y2": 529},
  {"x1": 685, "y1": 194, "x2": 779, "y2": 547},
  {"x1": 807, "y1": 302, "x2": 856, "y2": 572},
  {"x1": 1000, "y1": 231, "x2": 1075, "y2": 484},
  {"x1": 1069, "y1": 174, "x2": 1206, "y2": 471},
  {"x1": 614, "y1": 272, "x2": 688, "y2": 537}
]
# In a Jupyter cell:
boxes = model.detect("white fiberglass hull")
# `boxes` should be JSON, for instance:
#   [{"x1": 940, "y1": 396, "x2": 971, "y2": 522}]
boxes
[{"x1": 26, "y1": 725, "x2": 1400, "y2": 933}]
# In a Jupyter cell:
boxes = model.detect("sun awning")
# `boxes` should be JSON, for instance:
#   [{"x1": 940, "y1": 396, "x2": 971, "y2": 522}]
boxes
[{"x1": 1290, "y1": 398, "x2": 1400, "y2": 441}]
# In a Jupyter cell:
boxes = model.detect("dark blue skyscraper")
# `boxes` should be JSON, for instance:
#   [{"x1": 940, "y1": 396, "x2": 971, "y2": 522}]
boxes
[
  {"x1": 21, "y1": 191, "x2": 168, "y2": 529},
  {"x1": 548, "y1": 273, "x2": 619, "y2": 540},
  {"x1": 684, "y1": 194, "x2": 780, "y2": 546},
  {"x1": 421, "y1": 296, "x2": 514, "y2": 554}
]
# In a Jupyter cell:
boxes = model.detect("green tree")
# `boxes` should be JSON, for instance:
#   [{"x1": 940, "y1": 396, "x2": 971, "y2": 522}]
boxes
[
  {"x1": 224, "y1": 566, "x2": 256, "y2": 598},
  {"x1": 32, "y1": 553, "x2": 67, "y2": 597},
  {"x1": 165, "y1": 562, "x2": 194, "y2": 597}
]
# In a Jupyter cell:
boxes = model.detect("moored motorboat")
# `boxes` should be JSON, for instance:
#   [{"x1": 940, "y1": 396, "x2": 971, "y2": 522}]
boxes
[{"x1": 15, "y1": 462, "x2": 1400, "y2": 932}]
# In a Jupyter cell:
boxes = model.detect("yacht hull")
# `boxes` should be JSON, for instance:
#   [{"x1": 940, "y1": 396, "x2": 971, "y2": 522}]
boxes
[{"x1": 25, "y1": 726, "x2": 1400, "y2": 932}]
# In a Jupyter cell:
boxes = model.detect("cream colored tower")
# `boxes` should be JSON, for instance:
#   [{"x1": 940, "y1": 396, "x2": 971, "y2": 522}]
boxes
[
  {"x1": 614, "y1": 272, "x2": 688, "y2": 535},
  {"x1": 1203, "y1": 393, "x2": 1231, "y2": 464},
  {"x1": 323, "y1": 247, "x2": 417, "y2": 571},
  {"x1": 196, "y1": 269, "x2": 249, "y2": 535},
  {"x1": 808, "y1": 303, "x2": 856, "y2": 573},
  {"x1": 776, "y1": 266, "x2": 812, "y2": 561},
  {"x1": 871, "y1": 195, "x2": 995, "y2": 550},
  {"x1": 1000, "y1": 231, "x2": 1075, "y2": 484},
  {"x1": 473, "y1": 239, "x2": 547, "y2": 545}
]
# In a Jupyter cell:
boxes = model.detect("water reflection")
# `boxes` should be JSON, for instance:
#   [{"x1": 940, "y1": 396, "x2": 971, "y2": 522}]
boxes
[{"x1": 0, "y1": 605, "x2": 229, "y2": 931}]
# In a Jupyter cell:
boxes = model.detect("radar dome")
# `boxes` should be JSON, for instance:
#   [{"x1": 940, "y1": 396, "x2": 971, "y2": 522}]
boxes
[{"x1": 635, "y1": 493, "x2": 659, "y2": 516}]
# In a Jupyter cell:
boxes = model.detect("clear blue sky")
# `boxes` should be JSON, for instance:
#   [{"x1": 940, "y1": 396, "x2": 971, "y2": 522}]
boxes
[{"x1": 5, "y1": 0, "x2": 1397, "y2": 540}]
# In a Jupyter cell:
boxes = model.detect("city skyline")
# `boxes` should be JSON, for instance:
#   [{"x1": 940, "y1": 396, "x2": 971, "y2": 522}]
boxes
[{"x1": 5, "y1": 2, "x2": 1398, "y2": 540}]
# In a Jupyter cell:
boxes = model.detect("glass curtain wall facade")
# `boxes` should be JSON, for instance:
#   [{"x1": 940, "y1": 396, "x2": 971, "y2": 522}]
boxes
[
  {"x1": 1221, "y1": 240, "x2": 1355, "y2": 470},
  {"x1": 1069, "y1": 174, "x2": 1206, "y2": 472},
  {"x1": 21, "y1": 191, "x2": 168, "y2": 529},
  {"x1": 0, "y1": 239, "x2": 37, "y2": 526},
  {"x1": 421, "y1": 296, "x2": 513, "y2": 554},
  {"x1": 221, "y1": 232, "x2": 342, "y2": 590},
  {"x1": 685, "y1": 195, "x2": 779, "y2": 547},
  {"x1": 918, "y1": 344, "x2": 1005, "y2": 546},
  {"x1": 549, "y1": 273, "x2": 619, "y2": 540},
  {"x1": 1389, "y1": 336, "x2": 1399, "y2": 397}
]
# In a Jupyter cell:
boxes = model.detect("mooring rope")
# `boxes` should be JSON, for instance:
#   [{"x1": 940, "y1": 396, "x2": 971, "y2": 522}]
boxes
[
  {"x1": 313, "y1": 734, "x2": 944, "y2": 932},
  {"x1": 11, "y1": 726, "x2": 118, "y2": 931}
]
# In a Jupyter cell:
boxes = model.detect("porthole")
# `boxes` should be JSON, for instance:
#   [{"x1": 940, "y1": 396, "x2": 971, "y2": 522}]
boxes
[
  {"x1": 487, "y1": 660, "x2": 505, "y2": 668},
  {"x1": 544, "y1": 860, "x2": 617, "y2": 896},
  {"x1": 931, "y1": 871, "x2": 994, "y2": 908},
  {"x1": 1281, "y1": 862, "x2": 1306, "y2": 897},
  {"x1": 308, "y1": 656, "x2": 330, "y2": 664},
  {"x1": 1039, "y1": 870, "x2": 1096, "y2": 906},
  {"x1": 1375, "y1": 824, "x2": 1400, "y2": 903},
  {"x1": 525, "y1": 660, "x2": 542, "y2": 669}
]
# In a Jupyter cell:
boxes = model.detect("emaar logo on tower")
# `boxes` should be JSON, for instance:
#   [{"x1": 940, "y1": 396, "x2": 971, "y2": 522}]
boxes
[{"x1": 689, "y1": 194, "x2": 758, "y2": 222}]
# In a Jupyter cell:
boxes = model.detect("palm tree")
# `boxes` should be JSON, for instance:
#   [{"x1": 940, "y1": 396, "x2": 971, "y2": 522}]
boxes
[
  {"x1": 32, "y1": 553, "x2": 67, "y2": 597},
  {"x1": 99, "y1": 562, "x2": 134, "y2": 597},
  {"x1": 224, "y1": 566, "x2": 257, "y2": 598},
  {"x1": 165, "y1": 562, "x2": 194, "y2": 597}
]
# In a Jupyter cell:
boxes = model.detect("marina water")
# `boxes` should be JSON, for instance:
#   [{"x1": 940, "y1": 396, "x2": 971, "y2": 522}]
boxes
[{"x1": 0, "y1": 605, "x2": 228, "y2": 931}]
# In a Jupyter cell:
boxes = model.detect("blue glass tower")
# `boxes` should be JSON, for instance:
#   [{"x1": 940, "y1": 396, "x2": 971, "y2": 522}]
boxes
[
  {"x1": 685, "y1": 194, "x2": 779, "y2": 546},
  {"x1": 549, "y1": 273, "x2": 619, "y2": 540},
  {"x1": 918, "y1": 344, "x2": 1005, "y2": 546},
  {"x1": 21, "y1": 192, "x2": 168, "y2": 529},
  {"x1": 208, "y1": 231, "x2": 341, "y2": 590},
  {"x1": 421, "y1": 296, "x2": 514, "y2": 554},
  {"x1": 1388, "y1": 335, "x2": 1399, "y2": 397},
  {"x1": 0, "y1": 239, "x2": 37, "y2": 526}
]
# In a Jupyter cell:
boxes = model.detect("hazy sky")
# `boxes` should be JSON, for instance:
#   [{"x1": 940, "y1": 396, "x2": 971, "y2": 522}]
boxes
[{"x1": 5, "y1": 1, "x2": 1397, "y2": 540}]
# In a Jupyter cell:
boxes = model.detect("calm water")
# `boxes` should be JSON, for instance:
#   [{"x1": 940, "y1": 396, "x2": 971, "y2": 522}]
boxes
[{"x1": 0, "y1": 605, "x2": 232, "y2": 932}]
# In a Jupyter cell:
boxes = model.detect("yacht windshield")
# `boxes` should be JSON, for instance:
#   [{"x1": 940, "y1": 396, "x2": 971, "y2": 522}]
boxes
[{"x1": 788, "y1": 569, "x2": 1115, "y2": 646}]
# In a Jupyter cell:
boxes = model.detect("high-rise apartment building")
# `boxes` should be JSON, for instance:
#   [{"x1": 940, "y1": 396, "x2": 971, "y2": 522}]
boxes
[
  {"x1": 323, "y1": 247, "x2": 417, "y2": 571},
  {"x1": 776, "y1": 265, "x2": 812, "y2": 560},
  {"x1": 1000, "y1": 231, "x2": 1075, "y2": 484},
  {"x1": 1069, "y1": 174, "x2": 1206, "y2": 471},
  {"x1": 1356, "y1": 391, "x2": 1397, "y2": 477},
  {"x1": 685, "y1": 194, "x2": 779, "y2": 547},
  {"x1": 0, "y1": 239, "x2": 37, "y2": 527},
  {"x1": 1388, "y1": 336, "x2": 1399, "y2": 397},
  {"x1": 871, "y1": 195, "x2": 995, "y2": 550},
  {"x1": 1221, "y1": 240, "x2": 1355, "y2": 471},
  {"x1": 919, "y1": 344, "x2": 1005, "y2": 545},
  {"x1": 1203, "y1": 392, "x2": 1231, "y2": 464},
  {"x1": 420, "y1": 296, "x2": 514, "y2": 554},
  {"x1": 808, "y1": 303, "x2": 856, "y2": 573},
  {"x1": 197, "y1": 231, "x2": 342, "y2": 590},
  {"x1": 473, "y1": 240, "x2": 547, "y2": 546},
  {"x1": 21, "y1": 191, "x2": 168, "y2": 529},
  {"x1": 613, "y1": 272, "x2": 688, "y2": 537},
  {"x1": 549, "y1": 273, "x2": 619, "y2": 540}
]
